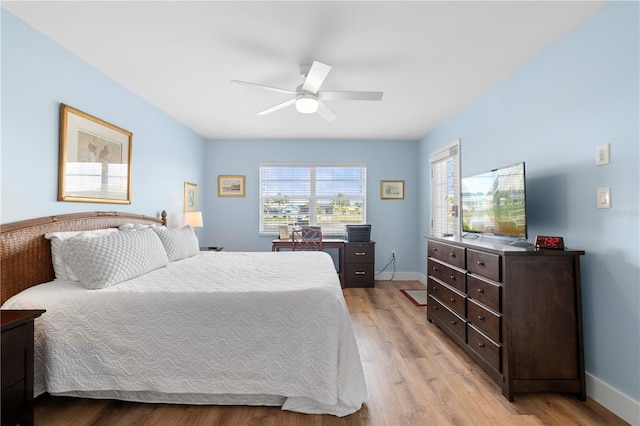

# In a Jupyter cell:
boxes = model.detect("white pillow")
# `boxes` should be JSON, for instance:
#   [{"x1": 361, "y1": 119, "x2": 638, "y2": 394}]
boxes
[
  {"x1": 63, "y1": 227, "x2": 169, "y2": 289},
  {"x1": 118, "y1": 222, "x2": 157, "y2": 231},
  {"x1": 152, "y1": 226, "x2": 200, "y2": 262},
  {"x1": 45, "y1": 228, "x2": 119, "y2": 281}
]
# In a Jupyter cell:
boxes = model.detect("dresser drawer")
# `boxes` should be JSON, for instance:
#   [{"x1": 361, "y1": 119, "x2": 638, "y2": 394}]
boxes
[
  {"x1": 467, "y1": 298, "x2": 501, "y2": 342},
  {"x1": 427, "y1": 259, "x2": 466, "y2": 293},
  {"x1": 427, "y1": 277, "x2": 466, "y2": 318},
  {"x1": 467, "y1": 323, "x2": 501, "y2": 372},
  {"x1": 467, "y1": 249, "x2": 501, "y2": 282},
  {"x1": 467, "y1": 274, "x2": 501, "y2": 312},
  {"x1": 428, "y1": 241, "x2": 465, "y2": 269},
  {"x1": 427, "y1": 295, "x2": 466, "y2": 343},
  {"x1": 345, "y1": 243, "x2": 375, "y2": 263}
]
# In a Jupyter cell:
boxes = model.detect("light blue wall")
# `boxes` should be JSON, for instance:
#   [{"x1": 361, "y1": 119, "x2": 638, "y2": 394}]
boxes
[
  {"x1": 1, "y1": 10, "x2": 205, "y2": 226},
  {"x1": 202, "y1": 139, "x2": 420, "y2": 274},
  {"x1": 419, "y1": 2, "x2": 639, "y2": 403}
]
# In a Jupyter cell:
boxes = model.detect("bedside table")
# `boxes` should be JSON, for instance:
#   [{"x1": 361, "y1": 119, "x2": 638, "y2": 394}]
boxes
[{"x1": 1, "y1": 309, "x2": 45, "y2": 426}]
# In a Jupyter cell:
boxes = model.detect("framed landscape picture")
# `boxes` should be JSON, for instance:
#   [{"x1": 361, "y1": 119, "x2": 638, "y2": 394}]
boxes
[
  {"x1": 380, "y1": 180, "x2": 405, "y2": 200},
  {"x1": 218, "y1": 175, "x2": 245, "y2": 197}
]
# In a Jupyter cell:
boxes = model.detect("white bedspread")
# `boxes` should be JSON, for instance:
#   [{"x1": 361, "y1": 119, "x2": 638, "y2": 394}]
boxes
[{"x1": 2, "y1": 251, "x2": 367, "y2": 416}]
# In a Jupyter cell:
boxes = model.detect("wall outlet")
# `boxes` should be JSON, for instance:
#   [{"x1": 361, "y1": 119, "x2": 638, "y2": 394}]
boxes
[{"x1": 391, "y1": 251, "x2": 396, "y2": 258}]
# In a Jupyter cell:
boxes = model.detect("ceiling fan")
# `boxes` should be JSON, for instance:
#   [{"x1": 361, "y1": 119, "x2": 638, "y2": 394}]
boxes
[{"x1": 231, "y1": 61, "x2": 383, "y2": 122}]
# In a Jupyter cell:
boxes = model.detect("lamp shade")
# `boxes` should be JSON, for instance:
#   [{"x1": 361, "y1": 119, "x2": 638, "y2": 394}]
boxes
[{"x1": 184, "y1": 211, "x2": 203, "y2": 228}]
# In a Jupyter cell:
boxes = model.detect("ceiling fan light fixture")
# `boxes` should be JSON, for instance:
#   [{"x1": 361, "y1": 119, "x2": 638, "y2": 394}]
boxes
[{"x1": 295, "y1": 93, "x2": 319, "y2": 114}]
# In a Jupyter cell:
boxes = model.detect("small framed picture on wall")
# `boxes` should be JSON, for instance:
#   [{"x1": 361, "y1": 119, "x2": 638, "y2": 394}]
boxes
[
  {"x1": 218, "y1": 175, "x2": 245, "y2": 197},
  {"x1": 380, "y1": 180, "x2": 405, "y2": 200},
  {"x1": 184, "y1": 182, "x2": 198, "y2": 212}
]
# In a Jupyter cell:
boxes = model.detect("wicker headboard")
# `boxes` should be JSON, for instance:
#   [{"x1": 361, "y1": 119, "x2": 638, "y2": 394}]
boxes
[{"x1": 0, "y1": 210, "x2": 167, "y2": 304}]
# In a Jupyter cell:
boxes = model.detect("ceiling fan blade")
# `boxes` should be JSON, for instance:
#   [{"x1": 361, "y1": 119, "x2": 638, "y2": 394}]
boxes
[
  {"x1": 317, "y1": 101, "x2": 337, "y2": 122},
  {"x1": 257, "y1": 98, "x2": 296, "y2": 116},
  {"x1": 231, "y1": 80, "x2": 297, "y2": 95},
  {"x1": 301, "y1": 61, "x2": 332, "y2": 94},
  {"x1": 318, "y1": 91, "x2": 384, "y2": 101}
]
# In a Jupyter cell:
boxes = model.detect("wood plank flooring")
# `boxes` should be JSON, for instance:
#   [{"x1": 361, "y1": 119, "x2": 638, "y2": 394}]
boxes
[{"x1": 33, "y1": 281, "x2": 627, "y2": 425}]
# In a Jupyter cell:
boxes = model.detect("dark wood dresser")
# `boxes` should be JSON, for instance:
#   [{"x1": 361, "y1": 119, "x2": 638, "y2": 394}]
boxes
[
  {"x1": 426, "y1": 236, "x2": 585, "y2": 401},
  {"x1": 344, "y1": 241, "x2": 375, "y2": 288},
  {"x1": 1, "y1": 310, "x2": 45, "y2": 426}
]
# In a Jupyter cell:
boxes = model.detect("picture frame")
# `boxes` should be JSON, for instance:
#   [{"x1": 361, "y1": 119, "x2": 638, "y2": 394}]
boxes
[
  {"x1": 380, "y1": 180, "x2": 405, "y2": 200},
  {"x1": 58, "y1": 103, "x2": 132, "y2": 204},
  {"x1": 278, "y1": 225, "x2": 290, "y2": 240},
  {"x1": 218, "y1": 175, "x2": 245, "y2": 197},
  {"x1": 184, "y1": 182, "x2": 198, "y2": 212}
]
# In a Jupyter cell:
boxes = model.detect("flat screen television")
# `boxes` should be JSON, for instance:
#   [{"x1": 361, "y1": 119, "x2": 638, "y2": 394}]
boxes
[{"x1": 461, "y1": 162, "x2": 527, "y2": 239}]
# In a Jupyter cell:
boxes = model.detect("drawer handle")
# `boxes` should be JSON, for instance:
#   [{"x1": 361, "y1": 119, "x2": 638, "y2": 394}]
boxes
[
  {"x1": 450, "y1": 320, "x2": 457, "y2": 325},
  {"x1": 477, "y1": 260, "x2": 485, "y2": 266},
  {"x1": 432, "y1": 286, "x2": 437, "y2": 291},
  {"x1": 355, "y1": 271, "x2": 366, "y2": 275},
  {"x1": 450, "y1": 275, "x2": 455, "y2": 280},
  {"x1": 450, "y1": 298, "x2": 455, "y2": 303},
  {"x1": 477, "y1": 315, "x2": 484, "y2": 320},
  {"x1": 355, "y1": 252, "x2": 366, "y2": 256},
  {"x1": 432, "y1": 266, "x2": 438, "y2": 271},
  {"x1": 477, "y1": 288, "x2": 484, "y2": 294},
  {"x1": 478, "y1": 342, "x2": 485, "y2": 348},
  {"x1": 449, "y1": 252, "x2": 456, "y2": 258},
  {"x1": 432, "y1": 247, "x2": 438, "y2": 252}
]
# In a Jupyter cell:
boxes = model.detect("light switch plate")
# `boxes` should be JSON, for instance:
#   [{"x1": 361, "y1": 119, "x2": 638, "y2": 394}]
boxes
[
  {"x1": 597, "y1": 187, "x2": 611, "y2": 209},
  {"x1": 596, "y1": 143, "x2": 610, "y2": 165}
]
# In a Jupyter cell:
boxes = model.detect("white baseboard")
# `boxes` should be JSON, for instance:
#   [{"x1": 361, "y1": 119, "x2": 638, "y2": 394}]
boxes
[{"x1": 586, "y1": 372, "x2": 640, "y2": 425}]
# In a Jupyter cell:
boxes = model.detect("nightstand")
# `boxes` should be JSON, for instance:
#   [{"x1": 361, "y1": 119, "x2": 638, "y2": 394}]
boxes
[
  {"x1": 1, "y1": 309, "x2": 45, "y2": 426},
  {"x1": 200, "y1": 247, "x2": 223, "y2": 251},
  {"x1": 344, "y1": 241, "x2": 375, "y2": 288}
]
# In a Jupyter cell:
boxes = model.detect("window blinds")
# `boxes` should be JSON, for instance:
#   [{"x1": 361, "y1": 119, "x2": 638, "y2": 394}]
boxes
[{"x1": 429, "y1": 141, "x2": 460, "y2": 238}]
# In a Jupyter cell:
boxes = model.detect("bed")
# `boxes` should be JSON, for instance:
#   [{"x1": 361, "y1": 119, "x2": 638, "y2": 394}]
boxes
[{"x1": 0, "y1": 211, "x2": 367, "y2": 417}]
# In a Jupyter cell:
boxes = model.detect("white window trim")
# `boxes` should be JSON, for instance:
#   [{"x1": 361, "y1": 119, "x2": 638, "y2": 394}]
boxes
[{"x1": 429, "y1": 139, "x2": 461, "y2": 238}]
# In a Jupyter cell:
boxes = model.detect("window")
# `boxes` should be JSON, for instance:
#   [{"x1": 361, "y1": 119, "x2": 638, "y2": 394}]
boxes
[
  {"x1": 260, "y1": 163, "x2": 366, "y2": 236},
  {"x1": 429, "y1": 140, "x2": 461, "y2": 238}
]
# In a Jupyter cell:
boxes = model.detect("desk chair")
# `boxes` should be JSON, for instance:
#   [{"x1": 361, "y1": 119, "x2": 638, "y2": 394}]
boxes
[{"x1": 291, "y1": 227, "x2": 323, "y2": 251}]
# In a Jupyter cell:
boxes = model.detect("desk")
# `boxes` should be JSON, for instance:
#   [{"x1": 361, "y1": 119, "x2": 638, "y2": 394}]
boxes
[
  {"x1": 272, "y1": 239, "x2": 346, "y2": 286},
  {"x1": 272, "y1": 239, "x2": 375, "y2": 288}
]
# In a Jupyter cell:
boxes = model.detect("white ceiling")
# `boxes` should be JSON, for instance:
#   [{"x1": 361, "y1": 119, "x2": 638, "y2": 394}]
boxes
[{"x1": 4, "y1": 1, "x2": 607, "y2": 140}]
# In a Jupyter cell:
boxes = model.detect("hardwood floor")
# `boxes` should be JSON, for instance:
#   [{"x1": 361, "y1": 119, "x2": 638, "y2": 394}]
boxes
[{"x1": 34, "y1": 281, "x2": 626, "y2": 425}]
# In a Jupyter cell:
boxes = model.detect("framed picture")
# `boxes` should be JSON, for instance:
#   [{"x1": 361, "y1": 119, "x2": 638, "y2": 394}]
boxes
[
  {"x1": 58, "y1": 103, "x2": 132, "y2": 204},
  {"x1": 184, "y1": 182, "x2": 198, "y2": 212},
  {"x1": 218, "y1": 175, "x2": 245, "y2": 197},
  {"x1": 278, "y1": 225, "x2": 290, "y2": 240},
  {"x1": 380, "y1": 180, "x2": 405, "y2": 200}
]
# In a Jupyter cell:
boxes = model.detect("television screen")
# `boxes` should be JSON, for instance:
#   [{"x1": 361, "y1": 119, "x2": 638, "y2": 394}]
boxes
[{"x1": 461, "y1": 162, "x2": 527, "y2": 239}]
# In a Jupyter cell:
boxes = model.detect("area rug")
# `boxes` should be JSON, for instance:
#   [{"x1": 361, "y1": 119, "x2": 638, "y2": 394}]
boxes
[{"x1": 400, "y1": 289, "x2": 427, "y2": 306}]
